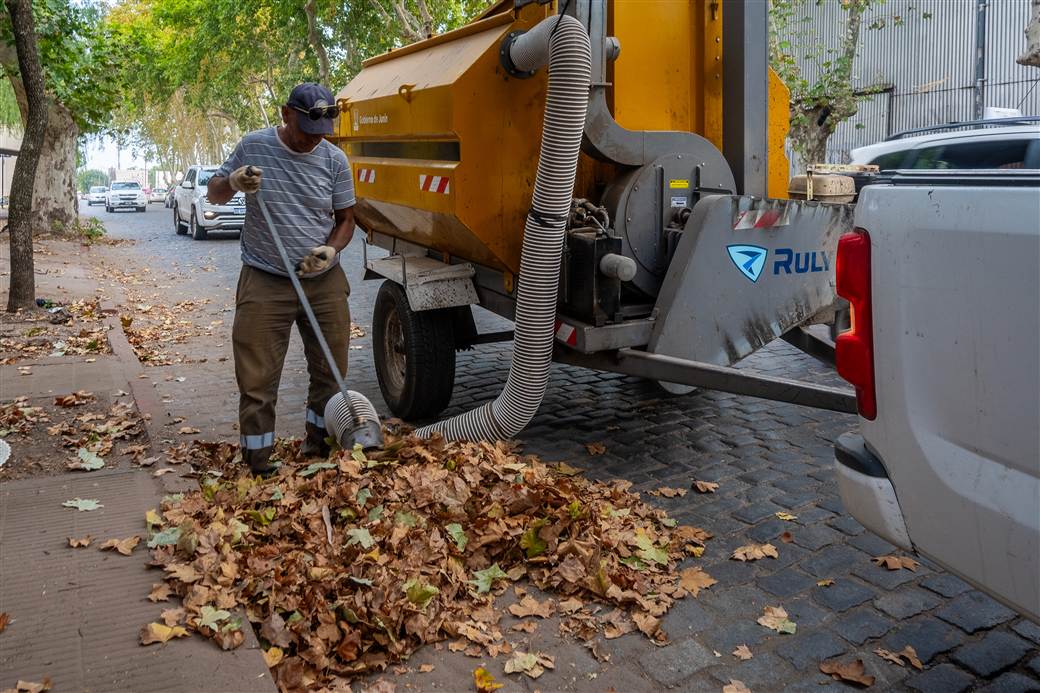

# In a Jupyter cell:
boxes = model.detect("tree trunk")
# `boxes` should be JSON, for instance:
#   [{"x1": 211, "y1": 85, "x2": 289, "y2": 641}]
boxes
[
  {"x1": 1020, "y1": 0, "x2": 1040, "y2": 68},
  {"x1": 4, "y1": 0, "x2": 48, "y2": 312},
  {"x1": 789, "y1": 105, "x2": 836, "y2": 168}
]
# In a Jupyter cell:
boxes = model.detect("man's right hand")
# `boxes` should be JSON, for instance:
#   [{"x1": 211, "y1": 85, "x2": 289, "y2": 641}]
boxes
[{"x1": 229, "y1": 165, "x2": 263, "y2": 193}]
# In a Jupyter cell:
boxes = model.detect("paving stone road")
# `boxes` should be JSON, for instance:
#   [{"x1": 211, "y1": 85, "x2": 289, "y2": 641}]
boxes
[{"x1": 84, "y1": 201, "x2": 1039, "y2": 692}]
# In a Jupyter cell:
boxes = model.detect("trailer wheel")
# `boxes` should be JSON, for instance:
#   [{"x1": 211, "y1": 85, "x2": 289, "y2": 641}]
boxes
[{"x1": 373, "y1": 280, "x2": 455, "y2": 420}]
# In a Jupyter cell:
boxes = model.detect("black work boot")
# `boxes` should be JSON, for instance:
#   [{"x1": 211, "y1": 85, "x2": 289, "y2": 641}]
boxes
[
  {"x1": 300, "y1": 422, "x2": 331, "y2": 459},
  {"x1": 243, "y1": 447, "x2": 279, "y2": 478}
]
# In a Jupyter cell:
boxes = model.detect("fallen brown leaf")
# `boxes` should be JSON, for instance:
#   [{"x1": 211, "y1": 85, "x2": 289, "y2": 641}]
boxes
[
  {"x1": 508, "y1": 595, "x2": 555, "y2": 619},
  {"x1": 153, "y1": 468, "x2": 175, "y2": 477},
  {"x1": 872, "y1": 555, "x2": 919, "y2": 571},
  {"x1": 54, "y1": 390, "x2": 95, "y2": 407},
  {"x1": 816, "y1": 578, "x2": 835, "y2": 587},
  {"x1": 9, "y1": 679, "x2": 52, "y2": 693},
  {"x1": 757, "y1": 605, "x2": 797, "y2": 634},
  {"x1": 722, "y1": 680, "x2": 752, "y2": 693},
  {"x1": 584, "y1": 442, "x2": 606, "y2": 455},
  {"x1": 775, "y1": 511, "x2": 797, "y2": 521},
  {"x1": 262, "y1": 646, "x2": 284, "y2": 668},
  {"x1": 148, "y1": 582, "x2": 173, "y2": 602},
  {"x1": 139, "y1": 622, "x2": 190, "y2": 645},
  {"x1": 177, "y1": 426, "x2": 200, "y2": 435},
  {"x1": 732, "y1": 644, "x2": 753, "y2": 660},
  {"x1": 99, "y1": 535, "x2": 141, "y2": 556},
  {"x1": 67, "y1": 535, "x2": 93, "y2": 547},
  {"x1": 0, "y1": 612, "x2": 8, "y2": 633},
  {"x1": 780, "y1": 531, "x2": 794, "y2": 543},
  {"x1": 732, "y1": 543, "x2": 779, "y2": 561},
  {"x1": 651, "y1": 486, "x2": 687, "y2": 498},
  {"x1": 874, "y1": 645, "x2": 923, "y2": 670},
  {"x1": 692, "y1": 480, "x2": 719, "y2": 493},
  {"x1": 679, "y1": 567, "x2": 717, "y2": 597},
  {"x1": 160, "y1": 608, "x2": 185, "y2": 627},
  {"x1": 510, "y1": 620, "x2": 538, "y2": 633},
  {"x1": 819, "y1": 658, "x2": 875, "y2": 687},
  {"x1": 418, "y1": 664, "x2": 435, "y2": 673}
]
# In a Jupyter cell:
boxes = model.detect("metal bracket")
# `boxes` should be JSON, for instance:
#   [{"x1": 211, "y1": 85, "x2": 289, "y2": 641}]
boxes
[{"x1": 499, "y1": 30, "x2": 537, "y2": 79}]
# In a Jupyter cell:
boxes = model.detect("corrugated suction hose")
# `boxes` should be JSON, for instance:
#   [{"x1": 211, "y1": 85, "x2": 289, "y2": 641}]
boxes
[{"x1": 417, "y1": 14, "x2": 591, "y2": 441}]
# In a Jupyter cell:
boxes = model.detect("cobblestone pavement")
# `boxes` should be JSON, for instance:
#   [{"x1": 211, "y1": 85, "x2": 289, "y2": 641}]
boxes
[{"x1": 85, "y1": 203, "x2": 1039, "y2": 692}]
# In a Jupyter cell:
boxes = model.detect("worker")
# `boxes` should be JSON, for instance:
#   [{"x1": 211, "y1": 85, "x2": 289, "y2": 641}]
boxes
[{"x1": 207, "y1": 82, "x2": 356, "y2": 475}]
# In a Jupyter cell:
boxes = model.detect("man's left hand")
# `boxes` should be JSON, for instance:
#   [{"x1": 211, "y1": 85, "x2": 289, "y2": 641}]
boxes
[{"x1": 296, "y1": 245, "x2": 337, "y2": 276}]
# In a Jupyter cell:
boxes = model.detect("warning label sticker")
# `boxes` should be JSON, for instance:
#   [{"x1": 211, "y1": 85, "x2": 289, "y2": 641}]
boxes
[
  {"x1": 669, "y1": 179, "x2": 689, "y2": 189},
  {"x1": 670, "y1": 196, "x2": 687, "y2": 208}
]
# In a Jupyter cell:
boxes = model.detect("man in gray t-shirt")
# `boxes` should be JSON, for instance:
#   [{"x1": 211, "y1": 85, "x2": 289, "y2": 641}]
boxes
[{"x1": 208, "y1": 82, "x2": 356, "y2": 475}]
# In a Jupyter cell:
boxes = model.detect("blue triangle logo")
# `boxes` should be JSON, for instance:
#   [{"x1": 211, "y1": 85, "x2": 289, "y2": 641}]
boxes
[{"x1": 727, "y1": 244, "x2": 768, "y2": 283}]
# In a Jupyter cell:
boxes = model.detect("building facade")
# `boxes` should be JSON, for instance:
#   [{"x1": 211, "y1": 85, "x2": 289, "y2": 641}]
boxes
[{"x1": 786, "y1": 0, "x2": 1039, "y2": 164}]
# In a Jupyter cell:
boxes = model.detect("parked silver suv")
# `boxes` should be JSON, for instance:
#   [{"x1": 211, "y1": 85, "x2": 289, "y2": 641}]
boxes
[{"x1": 172, "y1": 165, "x2": 245, "y2": 240}]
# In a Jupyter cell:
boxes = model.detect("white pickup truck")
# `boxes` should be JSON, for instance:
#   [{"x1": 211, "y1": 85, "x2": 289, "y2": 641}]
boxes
[{"x1": 833, "y1": 169, "x2": 1039, "y2": 622}]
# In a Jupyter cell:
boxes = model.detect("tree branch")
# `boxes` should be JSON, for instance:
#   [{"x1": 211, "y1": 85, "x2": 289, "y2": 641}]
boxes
[{"x1": 303, "y1": 0, "x2": 331, "y2": 83}]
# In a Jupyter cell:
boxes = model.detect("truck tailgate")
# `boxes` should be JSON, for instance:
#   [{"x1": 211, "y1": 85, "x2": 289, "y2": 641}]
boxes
[{"x1": 856, "y1": 181, "x2": 1039, "y2": 619}]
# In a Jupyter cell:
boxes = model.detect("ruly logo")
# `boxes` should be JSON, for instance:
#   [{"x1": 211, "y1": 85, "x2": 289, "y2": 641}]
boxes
[
  {"x1": 728, "y1": 245, "x2": 832, "y2": 282},
  {"x1": 727, "y1": 245, "x2": 768, "y2": 283}
]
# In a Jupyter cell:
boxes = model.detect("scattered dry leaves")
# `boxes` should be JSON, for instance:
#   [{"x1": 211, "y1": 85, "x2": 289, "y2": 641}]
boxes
[
  {"x1": 732, "y1": 543, "x2": 779, "y2": 561},
  {"x1": 874, "y1": 645, "x2": 924, "y2": 670},
  {"x1": 67, "y1": 535, "x2": 93, "y2": 548},
  {"x1": 54, "y1": 391, "x2": 96, "y2": 407},
  {"x1": 4, "y1": 678, "x2": 52, "y2": 693},
  {"x1": 757, "y1": 605, "x2": 796, "y2": 634},
  {"x1": 872, "y1": 555, "x2": 919, "y2": 571},
  {"x1": 732, "y1": 644, "x2": 753, "y2": 660},
  {"x1": 692, "y1": 480, "x2": 718, "y2": 493},
  {"x1": 722, "y1": 680, "x2": 751, "y2": 693},
  {"x1": 148, "y1": 583, "x2": 174, "y2": 602},
  {"x1": 650, "y1": 486, "x2": 687, "y2": 498},
  {"x1": 139, "y1": 622, "x2": 190, "y2": 645},
  {"x1": 819, "y1": 658, "x2": 875, "y2": 687},
  {"x1": 584, "y1": 442, "x2": 606, "y2": 456}
]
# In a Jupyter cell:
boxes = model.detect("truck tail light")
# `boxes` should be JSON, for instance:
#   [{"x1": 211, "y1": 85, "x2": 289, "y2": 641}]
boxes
[{"x1": 835, "y1": 228, "x2": 876, "y2": 420}]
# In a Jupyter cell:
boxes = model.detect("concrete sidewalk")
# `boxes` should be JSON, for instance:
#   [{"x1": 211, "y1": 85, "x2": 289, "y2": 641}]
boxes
[{"x1": 0, "y1": 238, "x2": 273, "y2": 692}]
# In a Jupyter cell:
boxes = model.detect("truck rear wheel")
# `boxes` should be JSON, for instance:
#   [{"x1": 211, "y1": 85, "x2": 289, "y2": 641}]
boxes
[{"x1": 372, "y1": 280, "x2": 455, "y2": 420}]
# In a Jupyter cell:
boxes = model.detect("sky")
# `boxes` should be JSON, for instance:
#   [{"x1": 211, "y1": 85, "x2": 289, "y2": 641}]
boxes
[{"x1": 82, "y1": 134, "x2": 149, "y2": 172}]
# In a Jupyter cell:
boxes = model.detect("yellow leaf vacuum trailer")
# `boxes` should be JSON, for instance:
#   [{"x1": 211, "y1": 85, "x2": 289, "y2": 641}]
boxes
[{"x1": 325, "y1": 0, "x2": 857, "y2": 444}]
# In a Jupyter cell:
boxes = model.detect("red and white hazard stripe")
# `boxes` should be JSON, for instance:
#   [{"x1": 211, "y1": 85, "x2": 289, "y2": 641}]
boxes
[
  {"x1": 733, "y1": 207, "x2": 790, "y2": 231},
  {"x1": 554, "y1": 319, "x2": 577, "y2": 347},
  {"x1": 419, "y1": 174, "x2": 450, "y2": 195},
  {"x1": 356, "y1": 167, "x2": 376, "y2": 184}
]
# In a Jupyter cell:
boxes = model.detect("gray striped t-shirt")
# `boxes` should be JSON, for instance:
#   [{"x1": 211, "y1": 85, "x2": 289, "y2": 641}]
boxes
[{"x1": 217, "y1": 127, "x2": 355, "y2": 277}]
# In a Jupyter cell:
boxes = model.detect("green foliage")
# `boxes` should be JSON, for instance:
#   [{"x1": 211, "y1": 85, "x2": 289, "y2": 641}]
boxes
[
  {"x1": 0, "y1": 0, "x2": 120, "y2": 134},
  {"x1": 77, "y1": 168, "x2": 108, "y2": 192},
  {"x1": 0, "y1": 79, "x2": 20, "y2": 131}
]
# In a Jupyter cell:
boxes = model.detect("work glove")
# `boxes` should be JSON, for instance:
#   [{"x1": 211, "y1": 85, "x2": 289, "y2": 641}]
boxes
[
  {"x1": 229, "y1": 165, "x2": 263, "y2": 193},
  {"x1": 297, "y1": 245, "x2": 337, "y2": 276}
]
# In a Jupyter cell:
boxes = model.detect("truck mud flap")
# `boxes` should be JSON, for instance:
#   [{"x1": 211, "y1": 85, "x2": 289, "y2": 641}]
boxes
[{"x1": 649, "y1": 195, "x2": 854, "y2": 367}]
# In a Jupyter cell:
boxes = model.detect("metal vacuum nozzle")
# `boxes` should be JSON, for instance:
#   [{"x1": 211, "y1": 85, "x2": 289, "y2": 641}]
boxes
[{"x1": 325, "y1": 390, "x2": 383, "y2": 452}]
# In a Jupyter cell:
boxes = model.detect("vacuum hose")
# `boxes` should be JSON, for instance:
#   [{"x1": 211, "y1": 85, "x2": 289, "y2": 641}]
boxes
[{"x1": 416, "y1": 14, "x2": 591, "y2": 441}]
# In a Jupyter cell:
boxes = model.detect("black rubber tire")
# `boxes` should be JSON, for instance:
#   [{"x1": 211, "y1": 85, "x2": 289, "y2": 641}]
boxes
[
  {"x1": 372, "y1": 280, "x2": 455, "y2": 420},
  {"x1": 190, "y1": 209, "x2": 208, "y2": 240},
  {"x1": 137, "y1": 206, "x2": 145, "y2": 212},
  {"x1": 173, "y1": 205, "x2": 187, "y2": 234}
]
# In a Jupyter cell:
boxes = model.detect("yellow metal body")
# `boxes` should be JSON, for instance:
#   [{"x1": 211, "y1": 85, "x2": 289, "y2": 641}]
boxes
[{"x1": 333, "y1": 1, "x2": 791, "y2": 274}]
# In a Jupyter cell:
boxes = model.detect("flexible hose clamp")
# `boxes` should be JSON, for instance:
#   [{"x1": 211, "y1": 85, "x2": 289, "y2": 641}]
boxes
[{"x1": 499, "y1": 30, "x2": 537, "y2": 79}]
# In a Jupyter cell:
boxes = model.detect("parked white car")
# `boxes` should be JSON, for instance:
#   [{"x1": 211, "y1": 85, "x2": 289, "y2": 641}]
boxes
[
  {"x1": 149, "y1": 187, "x2": 167, "y2": 204},
  {"x1": 86, "y1": 185, "x2": 107, "y2": 206},
  {"x1": 850, "y1": 117, "x2": 1040, "y2": 170},
  {"x1": 105, "y1": 181, "x2": 147, "y2": 213},
  {"x1": 173, "y1": 165, "x2": 245, "y2": 240}
]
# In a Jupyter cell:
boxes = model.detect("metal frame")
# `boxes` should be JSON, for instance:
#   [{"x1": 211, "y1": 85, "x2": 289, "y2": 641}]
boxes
[{"x1": 722, "y1": 0, "x2": 769, "y2": 198}]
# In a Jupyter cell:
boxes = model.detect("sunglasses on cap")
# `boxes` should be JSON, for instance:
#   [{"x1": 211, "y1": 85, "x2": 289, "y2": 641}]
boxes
[{"x1": 289, "y1": 104, "x2": 340, "y2": 120}]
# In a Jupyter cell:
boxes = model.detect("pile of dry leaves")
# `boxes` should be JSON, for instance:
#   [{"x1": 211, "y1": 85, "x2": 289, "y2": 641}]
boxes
[
  {"x1": 0, "y1": 298, "x2": 111, "y2": 364},
  {"x1": 145, "y1": 433, "x2": 714, "y2": 689}
]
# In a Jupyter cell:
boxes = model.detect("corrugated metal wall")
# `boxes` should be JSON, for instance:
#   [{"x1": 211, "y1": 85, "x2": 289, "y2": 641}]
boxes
[{"x1": 781, "y1": 0, "x2": 1040, "y2": 165}]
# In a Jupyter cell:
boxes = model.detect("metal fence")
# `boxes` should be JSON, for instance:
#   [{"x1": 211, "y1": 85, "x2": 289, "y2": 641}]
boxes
[{"x1": 781, "y1": 0, "x2": 1040, "y2": 165}]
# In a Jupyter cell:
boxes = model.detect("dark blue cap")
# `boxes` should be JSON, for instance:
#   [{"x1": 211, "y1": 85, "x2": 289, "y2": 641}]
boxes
[{"x1": 287, "y1": 82, "x2": 336, "y2": 135}]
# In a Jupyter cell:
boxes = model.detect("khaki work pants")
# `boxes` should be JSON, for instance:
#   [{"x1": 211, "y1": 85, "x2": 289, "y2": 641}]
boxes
[{"x1": 232, "y1": 264, "x2": 351, "y2": 469}]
